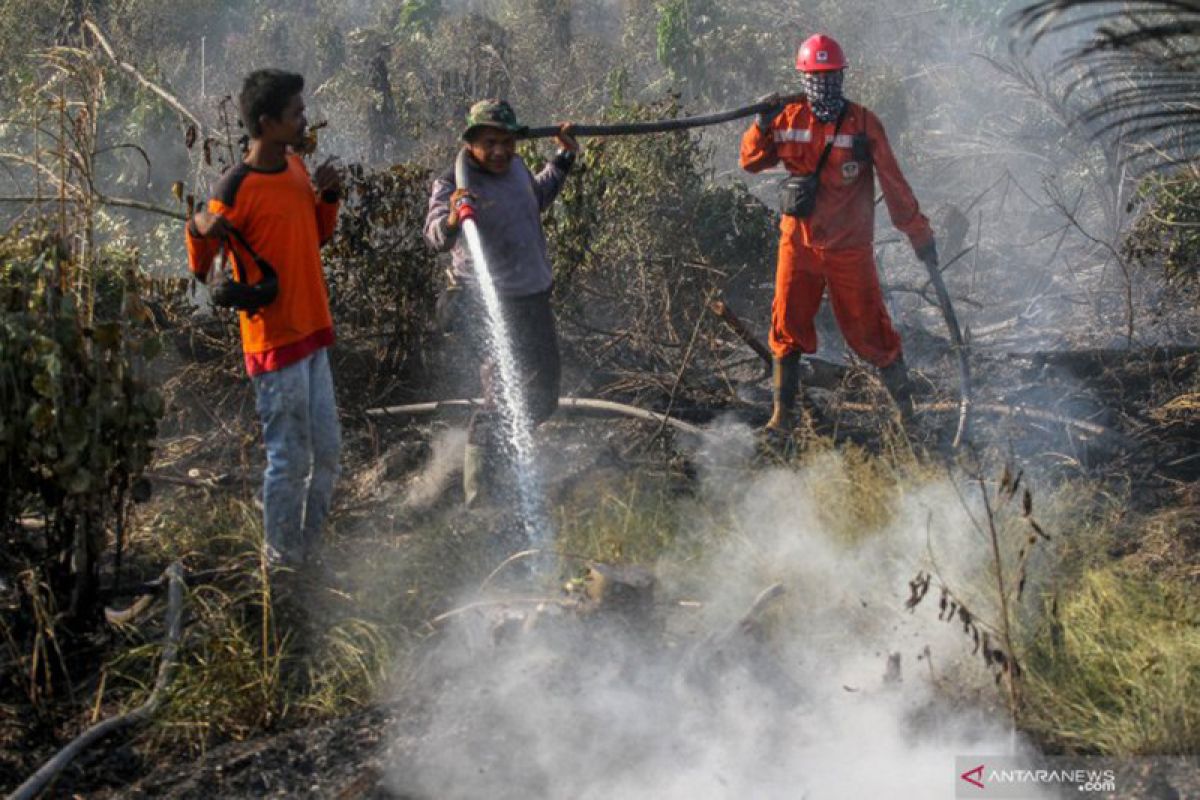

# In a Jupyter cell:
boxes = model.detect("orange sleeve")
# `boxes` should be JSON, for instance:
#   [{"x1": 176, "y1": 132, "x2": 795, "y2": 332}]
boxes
[
  {"x1": 740, "y1": 122, "x2": 779, "y2": 173},
  {"x1": 185, "y1": 215, "x2": 220, "y2": 278},
  {"x1": 866, "y1": 110, "x2": 933, "y2": 250},
  {"x1": 186, "y1": 188, "x2": 249, "y2": 279}
]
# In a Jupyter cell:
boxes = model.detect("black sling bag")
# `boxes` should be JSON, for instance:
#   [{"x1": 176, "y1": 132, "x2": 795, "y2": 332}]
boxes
[
  {"x1": 209, "y1": 226, "x2": 279, "y2": 318},
  {"x1": 779, "y1": 105, "x2": 848, "y2": 219}
]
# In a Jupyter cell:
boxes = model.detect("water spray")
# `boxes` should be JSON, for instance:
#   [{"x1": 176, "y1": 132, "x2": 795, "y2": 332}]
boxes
[{"x1": 453, "y1": 148, "x2": 553, "y2": 549}]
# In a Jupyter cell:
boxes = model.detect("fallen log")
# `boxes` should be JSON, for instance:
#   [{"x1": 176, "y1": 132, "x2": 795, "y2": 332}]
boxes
[
  {"x1": 364, "y1": 397, "x2": 705, "y2": 437},
  {"x1": 9, "y1": 563, "x2": 185, "y2": 800}
]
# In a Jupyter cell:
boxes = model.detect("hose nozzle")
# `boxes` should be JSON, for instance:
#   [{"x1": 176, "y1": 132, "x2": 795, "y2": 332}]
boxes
[
  {"x1": 453, "y1": 147, "x2": 477, "y2": 224},
  {"x1": 454, "y1": 194, "x2": 476, "y2": 223}
]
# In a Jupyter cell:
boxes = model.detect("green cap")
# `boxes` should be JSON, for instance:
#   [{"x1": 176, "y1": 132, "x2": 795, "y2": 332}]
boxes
[{"x1": 462, "y1": 99, "x2": 527, "y2": 139}]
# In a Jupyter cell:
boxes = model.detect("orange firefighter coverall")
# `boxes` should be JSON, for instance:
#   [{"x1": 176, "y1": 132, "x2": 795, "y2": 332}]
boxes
[{"x1": 740, "y1": 100, "x2": 933, "y2": 368}]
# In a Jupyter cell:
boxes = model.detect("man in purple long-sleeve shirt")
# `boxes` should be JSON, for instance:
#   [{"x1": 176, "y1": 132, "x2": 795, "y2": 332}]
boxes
[{"x1": 424, "y1": 99, "x2": 579, "y2": 505}]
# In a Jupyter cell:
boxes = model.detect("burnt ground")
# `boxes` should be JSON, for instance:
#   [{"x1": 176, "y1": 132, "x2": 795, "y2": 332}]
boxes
[
  {"x1": 3, "y1": 340, "x2": 1198, "y2": 799},
  {"x1": 61, "y1": 706, "x2": 1200, "y2": 800}
]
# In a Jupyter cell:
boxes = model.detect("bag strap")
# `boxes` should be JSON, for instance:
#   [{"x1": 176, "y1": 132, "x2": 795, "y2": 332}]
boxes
[
  {"x1": 217, "y1": 224, "x2": 278, "y2": 284},
  {"x1": 812, "y1": 104, "x2": 848, "y2": 180}
]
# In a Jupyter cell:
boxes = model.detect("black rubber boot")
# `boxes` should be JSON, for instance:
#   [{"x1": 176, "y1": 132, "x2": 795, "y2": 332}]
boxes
[
  {"x1": 765, "y1": 352, "x2": 801, "y2": 434},
  {"x1": 880, "y1": 356, "x2": 916, "y2": 421}
]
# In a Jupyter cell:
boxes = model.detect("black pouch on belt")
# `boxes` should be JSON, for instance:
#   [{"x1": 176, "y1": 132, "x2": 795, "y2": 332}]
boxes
[
  {"x1": 780, "y1": 174, "x2": 820, "y2": 218},
  {"x1": 778, "y1": 105, "x2": 847, "y2": 219}
]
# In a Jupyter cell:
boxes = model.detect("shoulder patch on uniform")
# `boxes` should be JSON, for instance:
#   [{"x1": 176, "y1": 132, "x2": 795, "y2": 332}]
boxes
[{"x1": 211, "y1": 163, "x2": 252, "y2": 209}]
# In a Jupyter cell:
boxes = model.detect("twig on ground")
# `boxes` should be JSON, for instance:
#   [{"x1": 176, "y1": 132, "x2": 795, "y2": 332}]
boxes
[{"x1": 10, "y1": 563, "x2": 185, "y2": 800}]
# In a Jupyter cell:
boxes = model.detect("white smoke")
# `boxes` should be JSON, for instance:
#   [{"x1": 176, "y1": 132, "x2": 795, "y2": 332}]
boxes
[
  {"x1": 384, "y1": 423, "x2": 1047, "y2": 799},
  {"x1": 400, "y1": 427, "x2": 469, "y2": 512}
]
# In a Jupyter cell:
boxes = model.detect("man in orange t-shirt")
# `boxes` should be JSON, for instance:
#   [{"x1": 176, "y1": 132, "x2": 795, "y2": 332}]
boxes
[
  {"x1": 741, "y1": 34, "x2": 938, "y2": 431},
  {"x1": 186, "y1": 69, "x2": 344, "y2": 571}
]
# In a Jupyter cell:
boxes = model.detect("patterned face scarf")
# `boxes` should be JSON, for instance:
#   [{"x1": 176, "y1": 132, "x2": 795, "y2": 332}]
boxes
[{"x1": 802, "y1": 69, "x2": 846, "y2": 123}]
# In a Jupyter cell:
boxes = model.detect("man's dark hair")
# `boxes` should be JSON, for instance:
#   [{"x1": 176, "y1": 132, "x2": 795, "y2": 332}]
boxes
[{"x1": 239, "y1": 69, "x2": 304, "y2": 138}]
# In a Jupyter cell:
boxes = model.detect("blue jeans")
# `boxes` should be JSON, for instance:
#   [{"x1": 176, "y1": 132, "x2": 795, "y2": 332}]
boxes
[{"x1": 252, "y1": 348, "x2": 341, "y2": 565}]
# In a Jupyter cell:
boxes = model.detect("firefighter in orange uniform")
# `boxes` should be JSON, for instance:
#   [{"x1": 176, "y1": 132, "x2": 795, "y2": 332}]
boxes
[{"x1": 741, "y1": 33, "x2": 938, "y2": 431}]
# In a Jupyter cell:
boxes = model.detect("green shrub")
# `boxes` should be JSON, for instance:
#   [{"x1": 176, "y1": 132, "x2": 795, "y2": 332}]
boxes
[{"x1": 1, "y1": 233, "x2": 161, "y2": 624}]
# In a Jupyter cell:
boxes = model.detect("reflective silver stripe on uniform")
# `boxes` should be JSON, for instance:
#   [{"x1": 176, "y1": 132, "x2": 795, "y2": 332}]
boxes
[
  {"x1": 774, "y1": 130, "x2": 854, "y2": 146},
  {"x1": 773, "y1": 129, "x2": 813, "y2": 143}
]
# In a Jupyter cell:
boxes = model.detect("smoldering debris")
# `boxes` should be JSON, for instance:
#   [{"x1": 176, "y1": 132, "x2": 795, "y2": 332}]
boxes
[{"x1": 384, "y1": 427, "x2": 1048, "y2": 800}]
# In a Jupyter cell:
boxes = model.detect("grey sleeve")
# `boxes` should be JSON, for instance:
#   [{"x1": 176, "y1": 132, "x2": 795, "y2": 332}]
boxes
[
  {"x1": 424, "y1": 176, "x2": 458, "y2": 252},
  {"x1": 530, "y1": 155, "x2": 572, "y2": 212}
]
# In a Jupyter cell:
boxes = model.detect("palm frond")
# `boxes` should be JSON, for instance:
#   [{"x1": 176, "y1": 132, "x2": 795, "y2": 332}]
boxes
[{"x1": 1012, "y1": 0, "x2": 1200, "y2": 166}]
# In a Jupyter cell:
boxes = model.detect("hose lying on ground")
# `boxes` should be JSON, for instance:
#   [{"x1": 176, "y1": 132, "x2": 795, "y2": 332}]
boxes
[
  {"x1": 365, "y1": 397, "x2": 705, "y2": 437},
  {"x1": 364, "y1": 396, "x2": 1125, "y2": 444},
  {"x1": 9, "y1": 563, "x2": 185, "y2": 800}
]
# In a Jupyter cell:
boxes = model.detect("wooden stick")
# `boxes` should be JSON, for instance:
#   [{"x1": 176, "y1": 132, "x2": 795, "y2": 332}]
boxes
[
  {"x1": 707, "y1": 299, "x2": 773, "y2": 373},
  {"x1": 0, "y1": 194, "x2": 185, "y2": 220}
]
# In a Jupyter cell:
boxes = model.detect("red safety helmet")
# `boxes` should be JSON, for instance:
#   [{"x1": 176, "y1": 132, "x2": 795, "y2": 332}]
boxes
[{"x1": 796, "y1": 34, "x2": 847, "y2": 72}]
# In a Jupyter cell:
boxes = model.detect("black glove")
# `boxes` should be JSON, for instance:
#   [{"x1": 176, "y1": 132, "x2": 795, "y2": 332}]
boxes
[
  {"x1": 552, "y1": 148, "x2": 576, "y2": 173},
  {"x1": 755, "y1": 93, "x2": 781, "y2": 132},
  {"x1": 915, "y1": 239, "x2": 938, "y2": 268}
]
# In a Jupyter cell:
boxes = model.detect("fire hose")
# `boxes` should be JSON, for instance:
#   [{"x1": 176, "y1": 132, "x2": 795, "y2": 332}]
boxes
[{"x1": 519, "y1": 95, "x2": 806, "y2": 140}]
